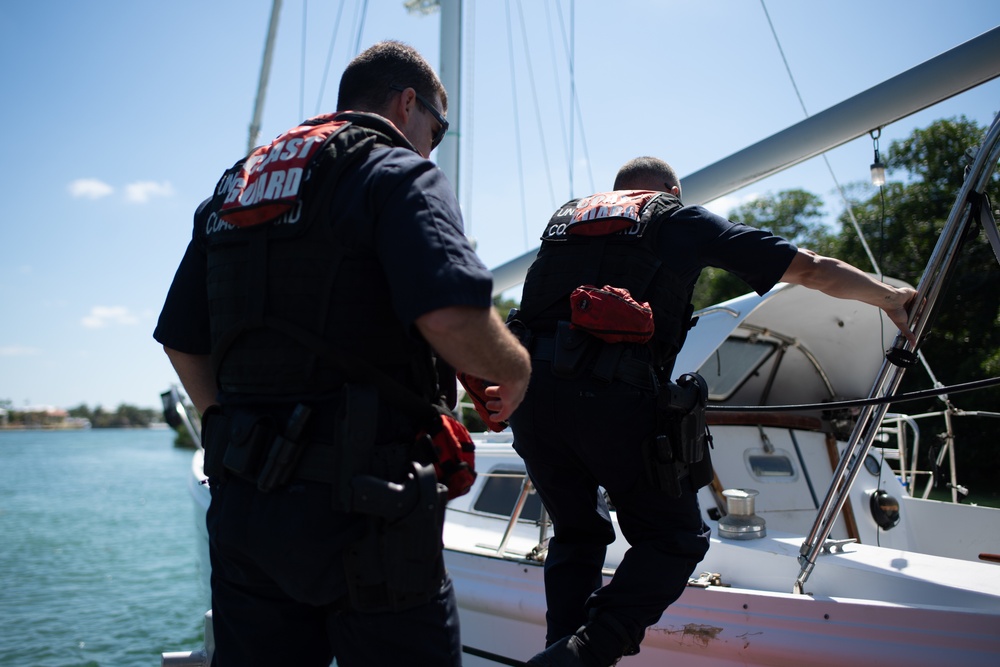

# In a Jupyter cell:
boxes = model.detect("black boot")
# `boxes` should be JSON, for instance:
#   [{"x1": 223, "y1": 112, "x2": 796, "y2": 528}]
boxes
[{"x1": 526, "y1": 615, "x2": 636, "y2": 667}]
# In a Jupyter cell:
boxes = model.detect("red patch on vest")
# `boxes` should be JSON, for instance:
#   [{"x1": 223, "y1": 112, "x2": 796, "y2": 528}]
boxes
[
  {"x1": 219, "y1": 115, "x2": 349, "y2": 227},
  {"x1": 566, "y1": 190, "x2": 661, "y2": 236}
]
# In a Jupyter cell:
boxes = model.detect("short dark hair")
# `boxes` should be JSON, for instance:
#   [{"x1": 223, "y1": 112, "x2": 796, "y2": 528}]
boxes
[
  {"x1": 613, "y1": 156, "x2": 680, "y2": 192},
  {"x1": 337, "y1": 40, "x2": 447, "y2": 114}
]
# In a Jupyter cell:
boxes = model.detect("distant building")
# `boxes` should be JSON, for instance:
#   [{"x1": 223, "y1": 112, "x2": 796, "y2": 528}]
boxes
[{"x1": 1, "y1": 406, "x2": 90, "y2": 430}]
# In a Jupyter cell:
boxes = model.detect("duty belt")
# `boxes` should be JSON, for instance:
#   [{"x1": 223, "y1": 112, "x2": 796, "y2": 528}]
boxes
[{"x1": 531, "y1": 336, "x2": 657, "y2": 390}]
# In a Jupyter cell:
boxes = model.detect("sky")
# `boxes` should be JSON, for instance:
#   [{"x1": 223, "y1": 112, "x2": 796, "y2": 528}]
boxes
[{"x1": 1, "y1": 0, "x2": 997, "y2": 411}]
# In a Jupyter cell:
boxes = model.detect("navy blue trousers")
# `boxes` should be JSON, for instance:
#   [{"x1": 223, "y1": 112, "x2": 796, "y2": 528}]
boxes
[
  {"x1": 207, "y1": 475, "x2": 462, "y2": 667},
  {"x1": 510, "y1": 361, "x2": 710, "y2": 647}
]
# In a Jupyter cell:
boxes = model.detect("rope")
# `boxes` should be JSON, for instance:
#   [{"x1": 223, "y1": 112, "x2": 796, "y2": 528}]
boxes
[{"x1": 708, "y1": 376, "x2": 1000, "y2": 413}]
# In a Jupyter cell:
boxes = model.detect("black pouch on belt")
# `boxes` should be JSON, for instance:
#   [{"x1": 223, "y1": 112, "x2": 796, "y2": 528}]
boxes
[
  {"x1": 200, "y1": 405, "x2": 229, "y2": 479},
  {"x1": 552, "y1": 320, "x2": 596, "y2": 378},
  {"x1": 222, "y1": 412, "x2": 276, "y2": 480}
]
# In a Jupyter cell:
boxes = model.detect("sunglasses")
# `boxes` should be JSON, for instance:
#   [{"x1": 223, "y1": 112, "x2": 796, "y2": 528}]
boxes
[{"x1": 390, "y1": 83, "x2": 449, "y2": 149}]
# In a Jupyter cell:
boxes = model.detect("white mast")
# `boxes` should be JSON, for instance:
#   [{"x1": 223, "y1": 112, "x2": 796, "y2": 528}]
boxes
[{"x1": 436, "y1": 0, "x2": 461, "y2": 192}]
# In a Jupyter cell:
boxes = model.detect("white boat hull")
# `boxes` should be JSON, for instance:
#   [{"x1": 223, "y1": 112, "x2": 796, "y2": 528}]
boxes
[{"x1": 447, "y1": 547, "x2": 1000, "y2": 666}]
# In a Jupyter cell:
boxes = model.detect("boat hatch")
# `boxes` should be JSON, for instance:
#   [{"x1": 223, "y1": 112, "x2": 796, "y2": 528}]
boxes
[
  {"x1": 698, "y1": 336, "x2": 777, "y2": 401},
  {"x1": 745, "y1": 448, "x2": 798, "y2": 481},
  {"x1": 473, "y1": 468, "x2": 543, "y2": 522}
]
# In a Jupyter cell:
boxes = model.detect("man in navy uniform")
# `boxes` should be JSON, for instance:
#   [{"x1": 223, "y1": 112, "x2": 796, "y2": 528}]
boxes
[
  {"x1": 154, "y1": 40, "x2": 530, "y2": 667},
  {"x1": 512, "y1": 156, "x2": 916, "y2": 666}
]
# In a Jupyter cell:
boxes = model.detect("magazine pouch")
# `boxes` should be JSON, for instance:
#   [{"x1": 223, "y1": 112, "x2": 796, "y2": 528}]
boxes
[{"x1": 222, "y1": 412, "x2": 276, "y2": 480}]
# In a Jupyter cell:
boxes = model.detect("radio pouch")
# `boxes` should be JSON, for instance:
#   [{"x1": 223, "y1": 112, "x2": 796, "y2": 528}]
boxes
[{"x1": 569, "y1": 284, "x2": 654, "y2": 344}]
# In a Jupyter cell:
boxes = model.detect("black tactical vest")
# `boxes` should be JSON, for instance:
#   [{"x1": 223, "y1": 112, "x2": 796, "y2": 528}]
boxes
[
  {"x1": 202, "y1": 112, "x2": 433, "y2": 396},
  {"x1": 519, "y1": 191, "x2": 693, "y2": 368}
]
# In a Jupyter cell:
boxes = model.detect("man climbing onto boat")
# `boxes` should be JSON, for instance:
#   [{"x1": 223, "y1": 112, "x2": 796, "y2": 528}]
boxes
[
  {"x1": 509, "y1": 156, "x2": 917, "y2": 667},
  {"x1": 153, "y1": 40, "x2": 530, "y2": 667}
]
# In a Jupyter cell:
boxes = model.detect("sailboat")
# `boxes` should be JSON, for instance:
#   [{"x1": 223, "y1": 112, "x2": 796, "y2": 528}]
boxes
[{"x1": 161, "y1": 3, "x2": 1000, "y2": 666}]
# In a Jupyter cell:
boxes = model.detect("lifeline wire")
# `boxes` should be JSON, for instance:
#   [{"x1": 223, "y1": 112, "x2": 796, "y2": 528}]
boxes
[{"x1": 707, "y1": 376, "x2": 1000, "y2": 413}]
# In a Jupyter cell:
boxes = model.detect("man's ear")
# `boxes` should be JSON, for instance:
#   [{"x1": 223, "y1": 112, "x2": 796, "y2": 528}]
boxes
[{"x1": 392, "y1": 87, "x2": 416, "y2": 123}]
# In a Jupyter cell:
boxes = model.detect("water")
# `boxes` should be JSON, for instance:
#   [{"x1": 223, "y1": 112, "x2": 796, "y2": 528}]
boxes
[{"x1": 0, "y1": 429, "x2": 208, "y2": 667}]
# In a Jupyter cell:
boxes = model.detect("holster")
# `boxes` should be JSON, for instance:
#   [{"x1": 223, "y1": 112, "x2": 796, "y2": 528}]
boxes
[
  {"x1": 644, "y1": 372, "x2": 713, "y2": 497},
  {"x1": 343, "y1": 462, "x2": 448, "y2": 613}
]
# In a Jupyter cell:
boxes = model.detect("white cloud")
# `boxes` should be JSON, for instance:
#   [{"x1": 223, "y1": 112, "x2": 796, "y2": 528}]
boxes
[
  {"x1": 81, "y1": 306, "x2": 140, "y2": 329},
  {"x1": 0, "y1": 345, "x2": 41, "y2": 357},
  {"x1": 125, "y1": 180, "x2": 175, "y2": 203},
  {"x1": 68, "y1": 178, "x2": 114, "y2": 199}
]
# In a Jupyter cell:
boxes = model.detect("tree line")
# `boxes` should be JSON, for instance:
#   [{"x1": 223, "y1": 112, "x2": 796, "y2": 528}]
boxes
[{"x1": 0, "y1": 400, "x2": 161, "y2": 429}]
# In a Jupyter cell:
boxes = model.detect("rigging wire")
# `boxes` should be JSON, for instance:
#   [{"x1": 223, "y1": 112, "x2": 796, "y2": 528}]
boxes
[
  {"x1": 314, "y1": 0, "x2": 348, "y2": 115},
  {"x1": 504, "y1": 0, "x2": 530, "y2": 250},
  {"x1": 709, "y1": 376, "x2": 1000, "y2": 413},
  {"x1": 542, "y1": 0, "x2": 573, "y2": 191},
  {"x1": 759, "y1": 0, "x2": 881, "y2": 275},
  {"x1": 567, "y1": 0, "x2": 575, "y2": 196},
  {"x1": 352, "y1": 0, "x2": 370, "y2": 58},
  {"x1": 300, "y1": 0, "x2": 308, "y2": 121},
  {"x1": 514, "y1": 0, "x2": 557, "y2": 210},
  {"x1": 553, "y1": 0, "x2": 594, "y2": 195}
]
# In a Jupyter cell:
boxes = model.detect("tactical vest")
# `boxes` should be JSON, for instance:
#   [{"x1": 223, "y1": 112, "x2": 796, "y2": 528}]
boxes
[
  {"x1": 518, "y1": 190, "x2": 693, "y2": 368},
  {"x1": 203, "y1": 112, "x2": 434, "y2": 397}
]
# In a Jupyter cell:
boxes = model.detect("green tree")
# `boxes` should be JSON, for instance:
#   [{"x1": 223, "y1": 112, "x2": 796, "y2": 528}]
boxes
[
  {"x1": 692, "y1": 188, "x2": 833, "y2": 309},
  {"x1": 690, "y1": 116, "x2": 999, "y2": 494},
  {"x1": 832, "y1": 116, "x2": 1000, "y2": 493},
  {"x1": 493, "y1": 294, "x2": 520, "y2": 320}
]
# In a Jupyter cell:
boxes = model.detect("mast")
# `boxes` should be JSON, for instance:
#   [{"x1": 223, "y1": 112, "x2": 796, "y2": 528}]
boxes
[
  {"x1": 436, "y1": 0, "x2": 461, "y2": 191},
  {"x1": 248, "y1": 0, "x2": 283, "y2": 154}
]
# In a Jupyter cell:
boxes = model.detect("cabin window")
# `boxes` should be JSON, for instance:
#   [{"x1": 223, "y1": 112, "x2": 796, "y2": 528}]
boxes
[
  {"x1": 473, "y1": 468, "x2": 543, "y2": 522},
  {"x1": 698, "y1": 338, "x2": 777, "y2": 401},
  {"x1": 745, "y1": 449, "x2": 797, "y2": 481}
]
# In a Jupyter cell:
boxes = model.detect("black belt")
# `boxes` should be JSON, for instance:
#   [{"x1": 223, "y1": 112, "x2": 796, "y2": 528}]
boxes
[{"x1": 531, "y1": 337, "x2": 657, "y2": 390}]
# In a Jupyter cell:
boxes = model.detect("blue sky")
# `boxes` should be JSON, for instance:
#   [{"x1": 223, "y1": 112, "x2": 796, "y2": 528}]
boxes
[{"x1": 1, "y1": 1, "x2": 997, "y2": 411}]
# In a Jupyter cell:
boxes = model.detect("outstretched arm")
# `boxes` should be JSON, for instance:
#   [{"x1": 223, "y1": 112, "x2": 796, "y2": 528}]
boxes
[
  {"x1": 415, "y1": 305, "x2": 531, "y2": 423},
  {"x1": 781, "y1": 249, "x2": 918, "y2": 345}
]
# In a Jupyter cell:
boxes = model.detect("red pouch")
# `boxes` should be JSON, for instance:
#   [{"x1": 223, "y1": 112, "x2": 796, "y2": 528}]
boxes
[
  {"x1": 569, "y1": 284, "x2": 654, "y2": 344},
  {"x1": 457, "y1": 372, "x2": 507, "y2": 433},
  {"x1": 421, "y1": 410, "x2": 477, "y2": 500}
]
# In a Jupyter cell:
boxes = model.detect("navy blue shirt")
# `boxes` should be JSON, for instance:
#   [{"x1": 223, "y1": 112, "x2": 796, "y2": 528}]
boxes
[
  {"x1": 154, "y1": 144, "x2": 492, "y2": 358},
  {"x1": 659, "y1": 204, "x2": 798, "y2": 295}
]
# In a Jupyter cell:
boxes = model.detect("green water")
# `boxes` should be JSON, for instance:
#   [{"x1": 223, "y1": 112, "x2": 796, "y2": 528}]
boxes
[{"x1": 0, "y1": 429, "x2": 207, "y2": 666}]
